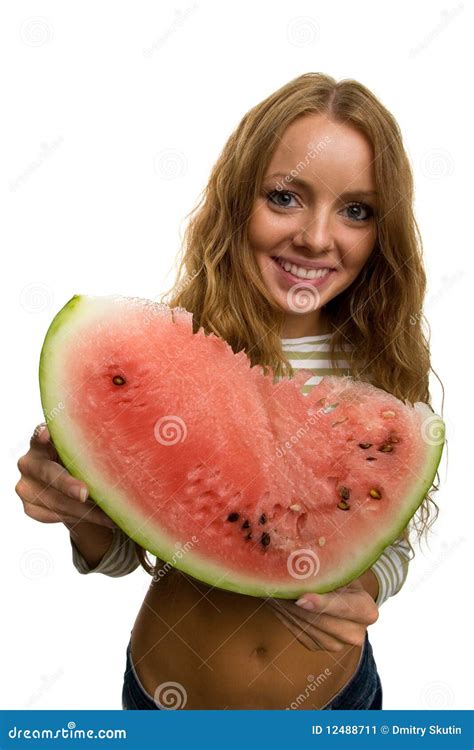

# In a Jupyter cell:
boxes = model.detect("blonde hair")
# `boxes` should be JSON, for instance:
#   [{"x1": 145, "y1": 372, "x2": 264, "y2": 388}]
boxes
[{"x1": 135, "y1": 72, "x2": 445, "y2": 576}]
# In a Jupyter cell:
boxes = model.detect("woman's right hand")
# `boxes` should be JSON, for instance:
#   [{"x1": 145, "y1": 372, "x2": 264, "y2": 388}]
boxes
[{"x1": 15, "y1": 422, "x2": 118, "y2": 530}]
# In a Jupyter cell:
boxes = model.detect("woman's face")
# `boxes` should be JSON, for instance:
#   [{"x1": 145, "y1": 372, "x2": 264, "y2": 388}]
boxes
[{"x1": 248, "y1": 112, "x2": 378, "y2": 338}]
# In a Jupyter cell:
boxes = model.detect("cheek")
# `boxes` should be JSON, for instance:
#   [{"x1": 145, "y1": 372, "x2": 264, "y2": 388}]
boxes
[
  {"x1": 342, "y1": 227, "x2": 377, "y2": 269},
  {"x1": 248, "y1": 202, "x2": 288, "y2": 251}
]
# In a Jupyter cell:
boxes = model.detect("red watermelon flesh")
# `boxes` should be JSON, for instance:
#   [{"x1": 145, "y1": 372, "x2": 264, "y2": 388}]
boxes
[{"x1": 39, "y1": 295, "x2": 445, "y2": 598}]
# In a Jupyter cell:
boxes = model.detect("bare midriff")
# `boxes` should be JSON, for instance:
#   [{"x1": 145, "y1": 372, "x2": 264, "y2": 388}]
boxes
[{"x1": 130, "y1": 568, "x2": 363, "y2": 710}]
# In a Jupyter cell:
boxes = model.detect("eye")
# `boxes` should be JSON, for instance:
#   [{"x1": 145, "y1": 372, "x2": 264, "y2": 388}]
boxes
[
  {"x1": 265, "y1": 189, "x2": 300, "y2": 209},
  {"x1": 344, "y1": 202, "x2": 374, "y2": 222}
]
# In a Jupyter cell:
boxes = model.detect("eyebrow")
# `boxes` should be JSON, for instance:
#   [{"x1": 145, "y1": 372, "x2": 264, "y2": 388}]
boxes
[{"x1": 265, "y1": 172, "x2": 377, "y2": 198}]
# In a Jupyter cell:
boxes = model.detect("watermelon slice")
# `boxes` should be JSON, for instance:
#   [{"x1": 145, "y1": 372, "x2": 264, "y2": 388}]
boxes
[{"x1": 39, "y1": 295, "x2": 445, "y2": 598}]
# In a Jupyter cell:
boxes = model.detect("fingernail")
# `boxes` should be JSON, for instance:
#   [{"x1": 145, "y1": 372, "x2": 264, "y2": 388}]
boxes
[
  {"x1": 296, "y1": 598, "x2": 315, "y2": 611},
  {"x1": 70, "y1": 485, "x2": 88, "y2": 502}
]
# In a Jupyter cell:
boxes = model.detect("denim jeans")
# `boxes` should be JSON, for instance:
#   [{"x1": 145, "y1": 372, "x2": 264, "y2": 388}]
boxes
[{"x1": 122, "y1": 631, "x2": 382, "y2": 710}]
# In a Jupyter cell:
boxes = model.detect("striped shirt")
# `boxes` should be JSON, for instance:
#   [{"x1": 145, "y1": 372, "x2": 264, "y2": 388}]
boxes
[{"x1": 71, "y1": 332, "x2": 411, "y2": 605}]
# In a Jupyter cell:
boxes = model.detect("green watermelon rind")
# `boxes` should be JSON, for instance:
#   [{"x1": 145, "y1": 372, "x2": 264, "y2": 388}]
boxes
[{"x1": 39, "y1": 294, "x2": 446, "y2": 599}]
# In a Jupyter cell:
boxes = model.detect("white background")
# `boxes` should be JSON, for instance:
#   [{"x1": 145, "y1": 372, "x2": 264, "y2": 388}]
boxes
[{"x1": 0, "y1": 0, "x2": 471, "y2": 710}]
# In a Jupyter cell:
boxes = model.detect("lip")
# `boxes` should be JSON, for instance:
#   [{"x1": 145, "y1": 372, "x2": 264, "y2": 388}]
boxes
[
  {"x1": 272, "y1": 255, "x2": 337, "y2": 271},
  {"x1": 271, "y1": 256, "x2": 336, "y2": 288}
]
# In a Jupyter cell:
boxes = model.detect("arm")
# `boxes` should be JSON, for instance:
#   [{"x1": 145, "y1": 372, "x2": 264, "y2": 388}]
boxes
[
  {"x1": 68, "y1": 520, "x2": 140, "y2": 577},
  {"x1": 370, "y1": 538, "x2": 411, "y2": 606},
  {"x1": 358, "y1": 568, "x2": 379, "y2": 602}
]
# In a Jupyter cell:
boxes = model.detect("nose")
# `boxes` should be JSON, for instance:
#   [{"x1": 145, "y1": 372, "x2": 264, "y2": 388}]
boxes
[{"x1": 292, "y1": 209, "x2": 335, "y2": 253}]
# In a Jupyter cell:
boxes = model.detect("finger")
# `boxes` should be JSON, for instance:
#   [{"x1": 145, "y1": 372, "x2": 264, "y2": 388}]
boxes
[
  {"x1": 23, "y1": 502, "x2": 82, "y2": 525},
  {"x1": 17, "y1": 476, "x2": 116, "y2": 528},
  {"x1": 301, "y1": 612, "x2": 368, "y2": 647},
  {"x1": 270, "y1": 605, "x2": 324, "y2": 651},
  {"x1": 30, "y1": 423, "x2": 60, "y2": 462},
  {"x1": 270, "y1": 603, "x2": 355, "y2": 652},
  {"x1": 303, "y1": 625, "x2": 353, "y2": 652},
  {"x1": 31, "y1": 423, "x2": 48, "y2": 443},
  {"x1": 294, "y1": 591, "x2": 377, "y2": 624},
  {"x1": 20, "y1": 456, "x2": 88, "y2": 501}
]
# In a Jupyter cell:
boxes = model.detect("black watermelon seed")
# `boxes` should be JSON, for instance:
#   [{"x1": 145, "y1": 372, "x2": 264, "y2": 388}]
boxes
[
  {"x1": 378, "y1": 443, "x2": 394, "y2": 453},
  {"x1": 261, "y1": 532, "x2": 271, "y2": 547},
  {"x1": 358, "y1": 442, "x2": 372, "y2": 449},
  {"x1": 112, "y1": 375, "x2": 126, "y2": 386},
  {"x1": 241, "y1": 519, "x2": 250, "y2": 529},
  {"x1": 366, "y1": 457, "x2": 377, "y2": 461},
  {"x1": 245, "y1": 532, "x2": 252, "y2": 540},
  {"x1": 337, "y1": 500, "x2": 350, "y2": 511},
  {"x1": 227, "y1": 512, "x2": 239, "y2": 522},
  {"x1": 339, "y1": 486, "x2": 350, "y2": 500},
  {"x1": 259, "y1": 513, "x2": 267, "y2": 525}
]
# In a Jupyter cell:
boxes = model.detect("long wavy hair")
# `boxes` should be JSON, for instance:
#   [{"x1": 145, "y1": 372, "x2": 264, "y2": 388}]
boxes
[{"x1": 135, "y1": 72, "x2": 445, "y2": 577}]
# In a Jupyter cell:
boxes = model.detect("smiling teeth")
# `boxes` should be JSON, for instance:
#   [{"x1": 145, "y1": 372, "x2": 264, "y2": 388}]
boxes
[{"x1": 276, "y1": 257, "x2": 332, "y2": 280}]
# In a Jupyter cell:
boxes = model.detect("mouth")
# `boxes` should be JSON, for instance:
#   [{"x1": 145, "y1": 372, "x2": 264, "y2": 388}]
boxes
[{"x1": 270, "y1": 256, "x2": 337, "y2": 287}]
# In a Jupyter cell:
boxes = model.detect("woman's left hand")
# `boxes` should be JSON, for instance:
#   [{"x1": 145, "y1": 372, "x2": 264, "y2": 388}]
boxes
[{"x1": 266, "y1": 577, "x2": 379, "y2": 652}]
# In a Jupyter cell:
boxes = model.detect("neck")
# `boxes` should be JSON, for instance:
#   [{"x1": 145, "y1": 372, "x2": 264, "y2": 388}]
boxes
[{"x1": 279, "y1": 312, "x2": 332, "y2": 339}]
